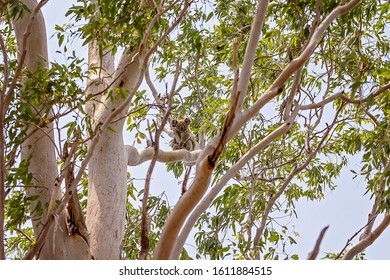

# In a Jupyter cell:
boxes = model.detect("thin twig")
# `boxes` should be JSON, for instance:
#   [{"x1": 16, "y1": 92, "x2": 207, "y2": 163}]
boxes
[
  {"x1": 15, "y1": 228, "x2": 34, "y2": 243},
  {"x1": 0, "y1": 34, "x2": 9, "y2": 107}
]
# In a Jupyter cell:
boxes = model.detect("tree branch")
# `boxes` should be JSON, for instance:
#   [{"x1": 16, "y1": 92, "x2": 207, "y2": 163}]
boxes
[
  {"x1": 307, "y1": 225, "x2": 329, "y2": 260},
  {"x1": 252, "y1": 104, "x2": 343, "y2": 258},
  {"x1": 336, "y1": 214, "x2": 377, "y2": 259},
  {"x1": 171, "y1": 111, "x2": 299, "y2": 259},
  {"x1": 0, "y1": 34, "x2": 5, "y2": 261},
  {"x1": 153, "y1": 156, "x2": 213, "y2": 259},
  {"x1": 298, "y1": 83, "x2": 390, "y2": 111},
  {"x1": 6, "y1": 0, "x2": 49, "y2": 112},
  {"x1": 236, "y1": 0, "x2": 269, "y2": 112},
  {"x1": 342, "y1": 214, "x2": 390, "y2": 260},
  {"x1": 340, "y1": 83, "x2": 390, "y2": 105},
  {"x1": 126, "y1": 146, "x2": 201, "y2": 166},
  {"x1": 139, "y1": 59, "x2": 179, "y2": 260},
  {"x1": 231, "y1": 0, "x2": 361, "y2": 141}
]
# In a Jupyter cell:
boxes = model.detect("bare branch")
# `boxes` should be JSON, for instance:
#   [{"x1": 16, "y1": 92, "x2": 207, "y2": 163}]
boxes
[
  {"x1": 127, "y1": 146, "x2": 201, "y2": 166},
  {"x1": 340, "y1": 83, "x2": 390, "y2": 105},
  {"x1": 282, "y1": 0, "x2": 323, "y2": 121},
  {"x1": 231, "y1": 35, "x2": 241, "y2": 106},
  {"x1": 145, "y1": 66, "x2": 166, "y2": 116},
  {"x1": 360, "y1": 161, "x2": 390, "y2": 239},
  {"x1": 154, "y1": 156, "x2": 213, "y2": 259},
  {"x1": 336, "y1": 214, "x2": 378, "y2": 259},
  {"x1": 298, "y1": 83, "x2": 390, "y2": 111},
  {"x1": 283, "y1": 69, "x2": 301, "y2": 120},
  {"x1": 307, "y1": 225, "x2": 329, "y2": 260},
  {"x1": 0, "y1": 34, "x2": 9, "y2": 105},
  {"x1": 0, "y1": 29, "x2": 7, "y2": 261},
  {"x1": 336, "y1": 159, "x2": 390, "y2": 259},
  {"x1": 236, "y1": 0, "x2": 269, "y2": 112},
  {"x1": 194, "y1": 52, "x2": 206, "y2": 111},
  {"x1": 15, "y1": 228, "x2": 34, "y2": 243}
]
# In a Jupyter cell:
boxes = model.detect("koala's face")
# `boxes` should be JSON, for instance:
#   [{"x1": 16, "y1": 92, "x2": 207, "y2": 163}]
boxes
[
  {"x1": 175, "y1": 121, "x2": 188, "y2": 133},
  {"x1": 172, "y1": 118, "x2": 190, "y2": 133}
]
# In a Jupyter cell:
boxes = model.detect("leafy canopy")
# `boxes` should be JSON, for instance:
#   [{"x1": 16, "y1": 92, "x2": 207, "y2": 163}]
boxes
[{"x1": 1, "y1": 0, "x2": 389, "y2": 259}]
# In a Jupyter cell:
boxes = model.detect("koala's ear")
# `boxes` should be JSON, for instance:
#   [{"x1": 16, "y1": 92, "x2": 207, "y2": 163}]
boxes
[
  {"x1": 184, "y1": 118, "x2": 191, "y2": 125},
  {"x1": 171, "y1": 119, "x2": 178, "y2": 127}
]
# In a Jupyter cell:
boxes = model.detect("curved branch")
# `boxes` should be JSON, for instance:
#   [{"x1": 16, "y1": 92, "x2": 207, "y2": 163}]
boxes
[
  {"x1": 342, "y1": 214, "x2": 390, "y2": 260},
  {"x1": 298, "y1": 91, "x2": 345, "y2": 110},
  {"x1": 299, "y1": 84, "x2": 390, "y2": 111},
  {"x1": 153, "y1": 156, "x2": 213, "y2": 259},
  {"x1": 340, "y1": 83, "x2": 390, "y2": 105}
]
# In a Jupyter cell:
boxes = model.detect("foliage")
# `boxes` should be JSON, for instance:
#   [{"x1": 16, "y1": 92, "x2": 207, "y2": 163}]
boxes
[{"x1": 1, "y1": 0, "x2": 390, "y2": 259}]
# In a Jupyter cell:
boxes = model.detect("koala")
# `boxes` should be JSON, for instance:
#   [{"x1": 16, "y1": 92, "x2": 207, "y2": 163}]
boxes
[{"x1": 171, "y1": 118, "x2": 197, "y2": 151}]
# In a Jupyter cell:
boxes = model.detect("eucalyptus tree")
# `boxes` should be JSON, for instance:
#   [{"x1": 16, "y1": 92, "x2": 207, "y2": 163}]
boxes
[{"x1": 0, "y1": 0, "x2": 389, "y2": 260}]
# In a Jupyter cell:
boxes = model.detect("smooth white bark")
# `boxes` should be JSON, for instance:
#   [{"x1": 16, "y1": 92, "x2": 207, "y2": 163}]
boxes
[
  {"x1": 12, "y1": 0, "x2": 90, "y2": 259},
  {"x1": 12, "y1": 1, "x2": 54, "y2": 236},
  {"x1": 343, "y1": 215, "x2": 390, "y2": 260},
  {"x1": 126, "y1": 145, "x2": 201, "y2": 166},
  {"x1": 86, "y1": 38, "x2": 141, "y2": 258}
]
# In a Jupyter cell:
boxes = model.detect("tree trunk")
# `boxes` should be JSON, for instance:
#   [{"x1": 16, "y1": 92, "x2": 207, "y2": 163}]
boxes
[
  {"x1": 86, "y1": 37, "x2": 141, "y2": 258},
  {"x1": 13, "y1": 0, "x2": 90, "y2": 259}
]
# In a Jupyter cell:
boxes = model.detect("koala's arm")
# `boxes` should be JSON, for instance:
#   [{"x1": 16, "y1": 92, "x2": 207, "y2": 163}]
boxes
[
  {"x1": 171, "y1": 129, "x2": 182, "y2": 150},
  {"x1": 171, "y1": 120, "x2": 181, "y2": 143},
  {"x1": 181, "y1": 131, "x2": 197, "y2": 151},
  {"x1": 172, "y1": 130, "x2": 182, "y2": 144},
  {"x1": 180, "y1": 130, "x2": 193, "y2": 143}
]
